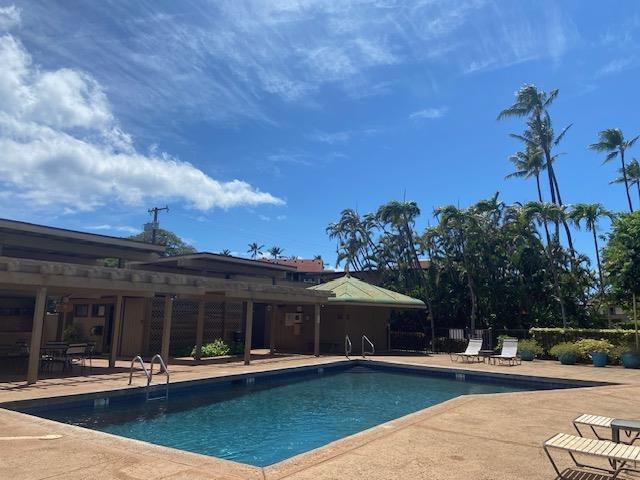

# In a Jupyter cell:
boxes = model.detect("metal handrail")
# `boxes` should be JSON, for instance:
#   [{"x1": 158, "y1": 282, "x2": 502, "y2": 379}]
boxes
[
  {"x1": 345, "y1": 334, "x2": 352, "y2": 358},
  {"x1": 148, "y1": 354, "x2": 170, "y2": 401},
  {"x1": 149, "y1": 354, "x2": 170, "y2": 384},
  {"x1": 128, "y1": 355, "x2": 150, "y2": 386},
  {"x1": 362, "y1": 335, "x2": 375, "y2": 358}
]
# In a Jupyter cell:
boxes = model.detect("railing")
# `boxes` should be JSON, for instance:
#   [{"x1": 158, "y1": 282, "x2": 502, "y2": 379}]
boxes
[
  {"x1": 362, "y1": 335, "x2": 375, "y2": 358},
  {"x1": 345, "y1": 334, "x2": 352, "y2": 358},
  {"x1": 128, "y1": 355, "x2": 170, "y2": 401},
  {"x1": 128, "y1": 355, "x2": 150, "y2": 386},
  {"x1": 149, "y1": 354, "x2": 170, "y2": 400}
]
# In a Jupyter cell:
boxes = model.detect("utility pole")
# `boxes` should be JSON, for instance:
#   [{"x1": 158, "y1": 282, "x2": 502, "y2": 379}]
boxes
[{"x1": 147, "y1": 206, "x2": 169, "y2": 244}]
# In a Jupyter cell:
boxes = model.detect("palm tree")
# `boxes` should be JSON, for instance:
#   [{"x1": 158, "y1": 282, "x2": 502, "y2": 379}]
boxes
[
  {"x1": 611, "y1": 158, "x2": 640, "y2": 207},
  {"x1": 505, "y1": 145, "x2": 546, "y2": 202},
  {"x1": 267, "y1": 246, "x2": 284, "y2": 260},
  {"x1": 522, "y1": 201, "x2": 568, "y2": 328},
  {"x1": 247, "y1": 242, "x2": 264, "y2": 259},
  {"x1": 499, "y1": 84, "x2": 575, "y2": 255},
  {"x1": 589, "y1": 128, "x2": 639, "y2": 212},
  {"x1": 220, "y1": 249, "x2": 232, "y2": 256},
  {"x1": 568, "y1": 203, "x2": 614, "y2": 306}
]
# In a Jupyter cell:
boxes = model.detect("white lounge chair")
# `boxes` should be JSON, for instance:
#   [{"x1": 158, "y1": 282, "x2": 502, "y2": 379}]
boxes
[
  {"x1": 489, "y1": 338, "x2": 520, "y2": 366},
  {"x1": 574, "y1": 414, "x2": 640, "y2": 444},
  {"x1": 450, "y1": 338, "x2": 483, "y2": 363},
  {"x1": 544, "y1": 432, "x2": 640, "y2": 479}
]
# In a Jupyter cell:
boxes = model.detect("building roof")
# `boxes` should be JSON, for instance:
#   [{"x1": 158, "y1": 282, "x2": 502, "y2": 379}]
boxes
[
  {"x1": 136, "y1": 252, "x2": 297, "y2": 271},
  {"x1": 308, "y1": 275, "x2": 426, "y2": 309},
  {"x1": 0, "y1": 217, "x2": 164, "y2": 263},
  {"x1": 268, "y1": 258, "x2": 324, "y2": 272}
]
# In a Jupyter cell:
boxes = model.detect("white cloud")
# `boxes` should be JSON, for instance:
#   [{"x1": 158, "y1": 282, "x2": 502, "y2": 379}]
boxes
[
  {"x1": 86, "y1": 224, "x2": 140, "y2": 234},
  {"x1": 0, "y1": 16, "x2": 283, "y2": 213},
  {"x1": 10, "y1": 0, "x2": 579, "y2": 126},
  {"x1": 0, "y1": 5, "x2": 19, "y2": 31},
  {"x1": 409, "y1": 107, "x2": 449, "y2": 120},
  {"x1": 597, "y1": 57, "x2": 635, "y2": 77}
]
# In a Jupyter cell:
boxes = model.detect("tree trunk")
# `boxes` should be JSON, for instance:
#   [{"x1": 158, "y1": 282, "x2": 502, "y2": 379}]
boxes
[
  {"x1": 592, "y1": 227, "x2": 608, "y2": 327},
  {"x1": 467, "y1": 272, "x2": 477, "y2": 331},
  {"x1": 621, "y1": 150, "x2": 634, "y2": 212},
  {"x1": 551, "y1": 169, "x2": 576, "y2": 258},
  {"x1": 535, "y1": 174, "x2": 544, "y2": 202}
]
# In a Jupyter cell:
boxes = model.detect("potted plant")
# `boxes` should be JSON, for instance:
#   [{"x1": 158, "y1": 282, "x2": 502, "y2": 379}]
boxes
[
  {"x1": 549, "y1": 342, "x2": 580, "y2": 365},
  {"x1": 575, "y1": 339, "x2": 613, "y2": 367},
  {"x1": 613, "y1": 342, "x2": 640, "y2": 369},
  {"x1": 517, "y1": 339, "x2": 543, "y2": 361}
]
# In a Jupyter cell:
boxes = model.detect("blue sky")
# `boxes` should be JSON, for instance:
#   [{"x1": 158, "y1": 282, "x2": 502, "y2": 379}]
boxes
[{"x1": 0, "y1": 1, "x2": 638, "y2": 266}]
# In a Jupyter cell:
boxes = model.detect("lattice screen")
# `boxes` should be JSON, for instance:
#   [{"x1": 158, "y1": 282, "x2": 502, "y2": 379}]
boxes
[
  {"x1": 148, "y1": 297, "x2": 165, "y2": 354},
  {"x1": 203, "y1": 302, "x2": 224, "y2": 343},
  {"x1": 224, "y1": 301, "x2": 243, "y2": 343},
  {"x1": 148, "y1": 299, "x2": 245, "y2": 355},
  {"x1": 170, "y1": 300, "x2": 198, "y2": 355}
]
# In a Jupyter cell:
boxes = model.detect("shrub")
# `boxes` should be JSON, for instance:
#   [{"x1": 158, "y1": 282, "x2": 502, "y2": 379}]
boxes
[
  {"x1": 63, "y1": 323, "x2": 84, "y2": 343},
  {"x1": 549, "y1": 342, "x2": 580, "y2": 359},
  {"x1": 191, "y1": 339, "x2": 231, "y2": 359},
  {"x1": 574, "y1": 339, "x2": 614, "y2": 360},
  {"x1": 518, "y1": 339, "x2": 543, "y2": 355},
  {"x1": 530, "y1": 328, "x2": 637, "y2": 354}
]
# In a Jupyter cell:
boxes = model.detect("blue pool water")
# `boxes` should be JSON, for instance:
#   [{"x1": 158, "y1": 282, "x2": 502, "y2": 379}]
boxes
[{"x1": 24, "y1": 365, "x2": 564, "y2": 466}]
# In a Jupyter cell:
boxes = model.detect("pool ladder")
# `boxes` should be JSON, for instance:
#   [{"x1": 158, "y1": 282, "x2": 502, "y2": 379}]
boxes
[
  {"x1": 362, "y1": 335, "x2": 375, "y2": 358},
  {"x1": 345, "y1": 334, "x2": 352, "y2": 358},
  {"x1": 128, "y1": 354, "x2": 170, "y2": 401}
]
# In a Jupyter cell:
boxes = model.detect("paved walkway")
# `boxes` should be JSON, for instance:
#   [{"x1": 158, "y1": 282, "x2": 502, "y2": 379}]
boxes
[{"x1": 1, "y1": 354, "x2": 638, "y2": 480}]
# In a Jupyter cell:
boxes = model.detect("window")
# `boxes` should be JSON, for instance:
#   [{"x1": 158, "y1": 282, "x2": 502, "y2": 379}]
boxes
[
  {"x1": 92, "y1": 304, "x2": 106, "y2": 317},
  {"x1": 74, "y1": 304, "x2": 89, "y2": 317}
]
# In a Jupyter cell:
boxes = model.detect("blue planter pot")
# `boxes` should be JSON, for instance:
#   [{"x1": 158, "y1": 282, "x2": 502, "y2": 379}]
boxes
[
  {"x1": 520, "y1": 350, "x2": 535, "y2": 361},
  {"x1": 620, "y1": 352, "x2": 640, "y2": 369},
  {"x1": 559, "y1": 353, "x2": 577, "y2": 365},
  {"x1": 590, "y1": 351, "x2": 608, "y2": 367}
]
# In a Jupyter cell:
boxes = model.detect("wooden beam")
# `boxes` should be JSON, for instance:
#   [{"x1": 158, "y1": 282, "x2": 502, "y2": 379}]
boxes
[
  {"x1": 269, "y1": 304, "x2": 277, "y2": 354},
  {"x1": 244, "y1": 300, "x2": 253, "y2": 365},
  {"x1": 195, "y1": 299, "x2": 205, "y2": 361},
  {"x1": 314, "y1": 304, "x2": 321, "y2": 357},
  {"x1": 160, "y1": 296, "x2": 174, "y2": 365},
  {"x1": 109, "y1": 295, "x2": 123, "y2": 367},
  {"x1": 26, "y1": 287, "x2": 47, "y2": 385}
]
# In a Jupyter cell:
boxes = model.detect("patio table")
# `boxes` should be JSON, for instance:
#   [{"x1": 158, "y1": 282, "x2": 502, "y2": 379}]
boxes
[{"x1": 611, "y1": 419, "x2": 640, "y2": 444}]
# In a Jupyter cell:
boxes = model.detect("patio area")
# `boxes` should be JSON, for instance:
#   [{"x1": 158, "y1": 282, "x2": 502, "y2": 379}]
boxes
[{"x1": 1, "y1": 353, "x2": 638, "y2": 480}]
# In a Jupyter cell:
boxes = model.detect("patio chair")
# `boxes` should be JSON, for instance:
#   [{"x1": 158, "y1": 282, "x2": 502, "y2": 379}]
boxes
[
  {"x1": 544, "y1": 432, "x2": 640, "y2": 479},
  {"x1": 450, "y1": 338, "x2": 483, "y2": 363},
  {"x1": 489, "y1": 338, "x2": 521, "y2": 366},
  {"x1": 574, "y1": 414, "x2": 640, "y2": 445},
  {"x1": 64, "y1": 343, "x2": 89, "y2": 373}
]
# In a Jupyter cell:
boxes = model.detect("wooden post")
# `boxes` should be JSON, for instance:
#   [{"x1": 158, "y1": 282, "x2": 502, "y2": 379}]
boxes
[
  {"x1": 269, "y1": 304, "x2": 277, "y2": 354},
  {"x1": 26, "y1": 287, "x2": 47, "y2": 385},
  {"x1": 161, "y1": 296, "x2": 174, "y2": 365},
  {"x1": 244, "y1": 300, "x2": 253, "y2": 365},
  {"x1": 314, "y1": 304, "x2": 321, "y2": 357},
  {"x1": 195, "y1": 299, "x2": 205, "y2": 361},
  {"x1": 108, "y1": 295, "x2": 123, "y2": 368}
]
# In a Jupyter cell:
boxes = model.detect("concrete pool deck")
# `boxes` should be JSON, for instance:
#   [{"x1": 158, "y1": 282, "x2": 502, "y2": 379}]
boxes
[{"x1": 1, "y1": 353, "x2": 639, "y2": 480}]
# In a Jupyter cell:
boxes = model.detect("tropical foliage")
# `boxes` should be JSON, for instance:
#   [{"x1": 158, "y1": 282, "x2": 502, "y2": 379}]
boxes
[
  {"x1": 129, "y1": 228, "x2": 196, "y2": 256},
  {"x1": 325, "y1": 83, "x2": 640, "y2": 335}
]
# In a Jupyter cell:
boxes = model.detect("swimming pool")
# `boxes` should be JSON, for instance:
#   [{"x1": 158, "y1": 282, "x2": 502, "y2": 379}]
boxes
[{"x1": 18, "y1": 363, "x2": 581, "y2": 467}]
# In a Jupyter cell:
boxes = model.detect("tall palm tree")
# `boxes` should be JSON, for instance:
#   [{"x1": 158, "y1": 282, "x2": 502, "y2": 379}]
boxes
[
  {"x1": 220, "y1": 249, "x2": 232, "y2": 256},
  {"x1": 522, "y1": 201, "x2": 568, "y2": 328},
  {"x1": 610, "y1": 158, "x2": 640, "y2": 207},
  {"x1": 568, "y1": 203, "x2": 614, "y2": 306},
  {"x1": 499, "y1": 84, "x2": 575, "y2": 255},
  {"x1": 267, "y1": 246, "x2": 284, "y2": 260},
  {"x1": 589, "y1": 128, "x2": 639, "y2": 212},
  {"x1": 505, "y1": 145, "x2": 546, "y2": 202},
  {"x1": 247, "y1": 242, "x2": 264, "y2": 259}
]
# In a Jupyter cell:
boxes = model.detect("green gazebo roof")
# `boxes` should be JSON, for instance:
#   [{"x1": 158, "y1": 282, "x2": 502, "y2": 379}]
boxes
[{"x1": 308, "y1": 275, "x2": 426, "y2": 309}]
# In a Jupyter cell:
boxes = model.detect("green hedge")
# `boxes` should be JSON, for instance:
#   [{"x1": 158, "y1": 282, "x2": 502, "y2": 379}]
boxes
[{"x1": 530, "y1": 328, "x2": 638, "y2": 354}]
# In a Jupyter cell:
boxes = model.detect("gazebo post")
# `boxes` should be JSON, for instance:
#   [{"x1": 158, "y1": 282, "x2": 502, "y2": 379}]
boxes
[
  {"x1": 314, "y1": 304, "x2": 321, "y2": 357},
  {"x1": 244, "y1": 300, "x2": 253, "y2": 365}
]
